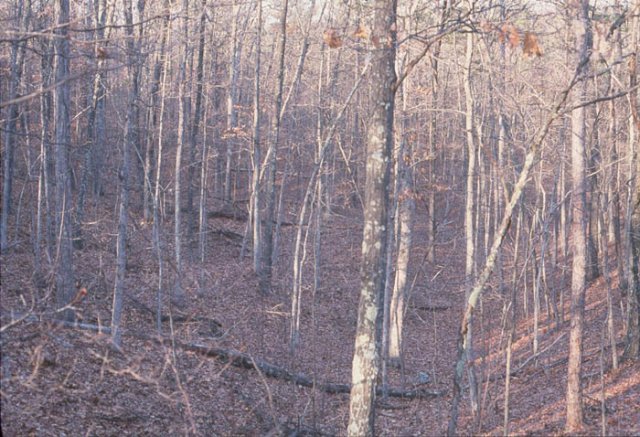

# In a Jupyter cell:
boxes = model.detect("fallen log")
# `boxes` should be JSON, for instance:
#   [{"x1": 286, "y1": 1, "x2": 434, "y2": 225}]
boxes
[
  {"x1": 170, "y1": 340, "x2": 445, "y2": 399},
  {"x1": 412, "y1": 304, "x2": 451, "y2": 312},
  {"x1": 7, "y1": 315, "x2": 445, "y2": 399}
]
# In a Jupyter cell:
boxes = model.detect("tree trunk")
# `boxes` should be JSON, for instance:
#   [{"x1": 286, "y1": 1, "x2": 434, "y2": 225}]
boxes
[
  {"x1": 53, "y1": 0, "x2": 75, "y2": 321},
  {"x1": 623, "y1": 1, "x2": 640, "y2": 361},
  {"x1": 185, "y1": 0, "x2": 206, "y2": 252},
  {"x1": 250, "y1": 0, "x2": 263, "y2": 277},
  {"x1": 37, "y1": 36, "x2": 55, "y2": 270},
  {"x1": 463, "y1": 23, "x2": 480, "y2": 420},
  {"x1": 389, "y1": 81, "x2": 415, "y2": 365},
  {"x1": 259, "y1": 0, "x2": 289, "y2": 294},
  {"x1": 223, "y1": 1, "x2": 244, "y2": 207},
  {"x1": 565, "y1": 1, "x2": 592, "y2": 431},
  {"x1": 347, "y1": 1, "x2": 396, "y2": 435},
  {"x1": 75, "y1": 0, "x2": 108, "y2": 249},
  {"x1": 173, "y1": 0, "x2": 191, "y2": 306},
  {"x1": 1, "y1": 0, "x2": 28, "y2": 253},
  {"x1": 143, "y1": 0, "x2": 170, "y2": 222},
  {"x1": 111, "y1": 0, "x2": 142, "y2": 347}
]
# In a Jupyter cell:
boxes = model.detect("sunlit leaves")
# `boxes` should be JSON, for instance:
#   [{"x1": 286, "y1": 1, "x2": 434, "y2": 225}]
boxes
[
  {"x1": 523, "y1": 32, "x2": 543, "y2": 57},
  {"x1": 353, "y1": 25, "x2": 368, "y2": 40},
  {"x1": 498, "y1": 23, "x2": 520, "y2": 48},
  {"x1": 323, "y1": 28, "x2": 342, "y2": 48},
  {"x1": 481, "y1": 21, "x2": 543, "y2": 57}
]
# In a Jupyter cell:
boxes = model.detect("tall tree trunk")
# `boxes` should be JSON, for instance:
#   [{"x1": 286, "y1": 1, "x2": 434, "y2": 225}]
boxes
[
  {"x1": 223, "y1": 1, "x2": 242, "y2": 207},
  {"x1": 111, "y1": 0, "x2": 142, "y2": 346},
  {"x1": 389, "y1": 81, "x2": 415, "y2": 365},
  {"x1": 75, "y1": 0, "x2": 105, "y2": 249},
  {"x1": 251, "y1": 0, "x2": 263, "y2": 277},
  {"x1": 37, "y1": 36, "x2": 55, "y2": 269},
  {"x1": 143, "y1": 0, "x2": 170, "y2": 222},
  {"x1": 347, "y1": 0, "x2": 396, "y2": 434},
  {"x1": 566, "y1": 0, "x2": 592, "y2": 431},
  {"x1": 186, "y1": 0, "x2": 206, "y2": 251},
  {"x1": 1, "y1": 0, "x2": 28, "y2": 253},
  {"x1": 153, "y1": 23, "x2": 171, "y2": 333},
  {"x1": 173, "y1": 0, "x2": 191, "y2": 306},
  {"x1": 623, "y1": 0, "x2": 640, "y2": 360},
  {"x1": 259, "y1": 0, "x2": 289, "y2": 294},
  {"x1": 53, "y1": 0, "x2": 75, "y2": 321},
  {"x1": 463, "y1": 21, "x2": 480, "y2": 420}
]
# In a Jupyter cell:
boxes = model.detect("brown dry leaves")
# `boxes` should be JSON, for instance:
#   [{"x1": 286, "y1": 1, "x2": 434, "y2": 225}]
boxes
[
  {"x1": 498, "y1": 23, "x2": 520, "y2": 48},
  {"x1": 482, "y1": 21, "x2": 543, "y2": 57},
  {"x1": 523, "y1": 32, "x2": 543, "y2": 57},
  {"x1": 323, "y1": 28, "x2": 342, "y2": 48},
  {"x1": 352, "y1": 25, "x2": 368, "y2": 40}
]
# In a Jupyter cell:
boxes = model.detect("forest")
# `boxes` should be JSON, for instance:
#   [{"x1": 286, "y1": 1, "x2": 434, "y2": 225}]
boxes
[{"x1": 1, "y1": 0, "x2": 639, "y2": 435}]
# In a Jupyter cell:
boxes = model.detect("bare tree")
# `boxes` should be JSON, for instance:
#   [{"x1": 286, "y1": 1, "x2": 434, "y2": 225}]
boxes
[
  {"x1": 347, "y1": 0, "x2": 397, "y2": 434},
  {"x1": 259, "y1": 0, "x2": 289, "y2": 294},
  {"x1": 75, "y1": 0, "x2": 109, "y2": 249},
  {"x1": 565, "y1": 0, "x2": 592, "y2": 431},
  {"x1": 388, "y1": 79, "x2": 415, "y2": 366},
  {"x1": 250, "y1": 0, "x2": 263, "y2": 279},
  {"x1": 53, "y1": 0, "x2": 75, "y2": 321},
  {"x1": 1, "y1": 0, "x2": 29, "y2": 252},
  {"x1": 143, "y1": 0, "x2": 171, "y2": 222},
  {"x1": 173, "y1": 0, "x2": 192, "y2": 306},
  {"x1": 111, "y1": 0, "x2": 144, "y2": 346},
  {"x1": 462, "y1": 10, "x2": 480, "y2": 419},
  {"x1": 623, "y1": 0, "x2": 640, "y2": 361}
]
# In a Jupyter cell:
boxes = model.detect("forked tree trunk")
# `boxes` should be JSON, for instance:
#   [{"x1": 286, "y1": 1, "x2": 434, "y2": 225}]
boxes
[{"x1": 347, "y1": 0, "x2": 396, "y2": 435}]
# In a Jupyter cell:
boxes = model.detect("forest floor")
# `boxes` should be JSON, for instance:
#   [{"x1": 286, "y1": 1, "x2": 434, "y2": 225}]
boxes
[{"x1": 1, "y1": 189, "x2": 639, "y2": 436}]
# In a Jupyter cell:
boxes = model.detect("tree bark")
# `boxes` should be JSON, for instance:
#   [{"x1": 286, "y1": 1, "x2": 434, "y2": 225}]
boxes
[
  {"x1": 565, "y1": 0, "x2": 592, "y2": 431},
  {"x1": 111, "y1": 0, "x2": 142, "y2": 347},
  {"x1": 173, "y1": 0, "x2": 191, "y2": 306},
  {"x1": 623, "y1": 0, "x2": 640, "y2": 361},
  {"x1": 347, "y1": 1, "x2": 397, "y2": 435},
  {"x1": 53, "y1": 0, "x2": 75, "y2": 322},
  {"x1": 143, "y1": 0, "x2": 170, "y2": 222},
  {"x1": 389, "y1": 81, "x2": 415, "y2": 365},
  {"x1": 186, "y1": 0, "x2": 207, "y2": 251},
  {"x1": 463, "y1": 21, "x2": 480, "y2": 420},
  {"x1": 75, "y1": 0, "x2": 108, "y2": 249},
  {"x1": 1, "y1": 0, "x2": 29, "y2": 253},
  {"x1": 259, "y1": 0, "x2": 289, "y2": 294},
  {"x1": 250, "y1": 0, "x2": 263, "y2": 277}
]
